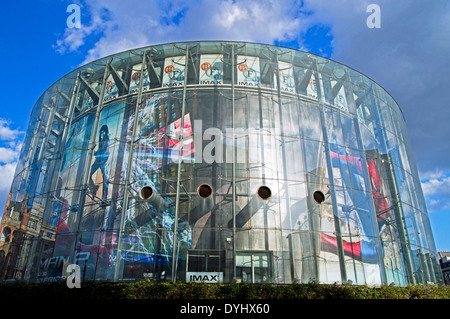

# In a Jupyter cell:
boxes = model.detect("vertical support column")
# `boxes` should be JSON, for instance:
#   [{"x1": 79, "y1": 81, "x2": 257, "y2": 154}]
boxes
[
  {"x1": 55, "y1": 75, "x2": 81, "y2": 168},
  {"x1": 231, "y1": 44, "x2": 237, "y2": 282},
  {"x1": 313, "y1": 60, "x2": 348, "y2": 284},
  {"x1": 69, "y1": 62, "x2": 110, "y2": 266},
  {"x1": 113, "y1": 52, "x2": 148, "y2": 282},
  {"x1": 274, "y1": 52, "x2": 296, "y2": 282},
  {"x1": 383, "y1": 154, "x2": 417, "y2": 285},
  {"x1": 345, "y1": 74, "x2": 387, "y2": 285},
  {"x1": 27, "y1": 74, "x2": 81, "y2": 283},
  {"x1": 171, "y1": 46, "x2": 189, "y2": 282}
]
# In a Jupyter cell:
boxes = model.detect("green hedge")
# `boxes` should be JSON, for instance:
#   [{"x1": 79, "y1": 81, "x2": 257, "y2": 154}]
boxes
[{"x1": 1, "y1": 280, "x2": 449, "y2": 299}]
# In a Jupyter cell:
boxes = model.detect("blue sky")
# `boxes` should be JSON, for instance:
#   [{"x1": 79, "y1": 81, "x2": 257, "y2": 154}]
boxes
[{"x1": 0, "y1": 0, "x2": 449, "y2": 252}]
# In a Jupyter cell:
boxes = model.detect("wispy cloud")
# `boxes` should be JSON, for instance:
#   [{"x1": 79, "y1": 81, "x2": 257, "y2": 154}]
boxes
[
  {"x1": 0, "y1": 119, "x2": 23, "y2": 142},
  {"x1": 0, "y1": 118, "x2": 24, "y2": 216},
  {"x1": 420, "y1": 170, "x2": 450, "y2": 213},
  {"x1": 54, "y1": 0, "x2": 309, "y2": 64}
]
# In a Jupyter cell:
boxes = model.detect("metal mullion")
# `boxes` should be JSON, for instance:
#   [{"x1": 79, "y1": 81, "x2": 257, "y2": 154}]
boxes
[
  {"x1": 113, "y1": 52, "x2": 148, "y2": 281},
  {"x1": 171, "y1": 45, "x2": 189, "y2": 282},
  {"x1": 69, "y1": 62, "x2": 110, "y2": 266},
  {"x1": 314, "y1": 60, "x2": 348, "y2": 284}
]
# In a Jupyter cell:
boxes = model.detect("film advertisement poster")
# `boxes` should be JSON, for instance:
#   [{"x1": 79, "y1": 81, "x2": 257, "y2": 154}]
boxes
[
  {"x1": 103, "y1": 71, "x2": 122, "y2": 103},
  {"x1": 56, "y1": 114, "x2": 95, "y2": 233},
  {"x1": 79, "y1": 102, "x2": 128, "y2": 279},
  {"x1": 162, "y1": 56, "x2": 186, "y2": 88},
  {"x1": 307, "y1": 75, "x2": 318, "y2": 99},
  {"x1": 41, "y1": 114, "x2": 96, "y2": 282},
  {"x1": 237, "y1": 55, "x2": 260, "y2": 87},
  {"x1": 85, "y1": 101, "x2": 126, "y2": 211},
  {"x1": 121, "y1": 95, "x2": 193, "y2": 280},
  {"x1": 136, "y1": 93, "x2": 194, "y2": 168},
  {"x1": 275, "y1": 61, "x2": 295, "y2": 93},
  {"x1": 199, "y1": 54, "x2": 223, "y2": 85},
  {"x1": 130, "y1": 95, "x2": 160, "y2": 175},
  {"x1": 129, "y1": 63, "x2": 151, "y2": 94},
  {"x1": 364, "y1": 149, "x2": 405, "y2": 283},
  {"x1": 163, "y1": 113, "x2": 194, "y2": 163}
]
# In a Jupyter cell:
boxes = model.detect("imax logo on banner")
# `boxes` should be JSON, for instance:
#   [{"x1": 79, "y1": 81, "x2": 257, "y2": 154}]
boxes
[{"x1": 186, "y1": 272, "x2": 223, "y2": 283}]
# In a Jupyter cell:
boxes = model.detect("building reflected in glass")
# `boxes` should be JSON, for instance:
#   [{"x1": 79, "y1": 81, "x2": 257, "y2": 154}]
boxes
[{"x1": 0, "y1": 42, "x2": 442, "y2": 285}]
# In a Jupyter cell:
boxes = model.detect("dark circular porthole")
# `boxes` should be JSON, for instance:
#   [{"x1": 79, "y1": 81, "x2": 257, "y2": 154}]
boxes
[
  {"x1": 313, "y1": 190, "x2": 325, "y2": 204},
  {"x1": 139, "y1": 186, "x2": 154, "y2": 200},
  {"x1": 197, "y1": 184, "x2": 213, "y2": 199},
  {"x1": 257, "y1": 186, "x2": 272, "y2": 200}
]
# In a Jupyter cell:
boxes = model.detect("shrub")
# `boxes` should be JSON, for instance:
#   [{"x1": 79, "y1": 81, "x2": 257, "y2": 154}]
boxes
[{"x1": 0, "y1": 280, "x2": 449, "y2": 299}]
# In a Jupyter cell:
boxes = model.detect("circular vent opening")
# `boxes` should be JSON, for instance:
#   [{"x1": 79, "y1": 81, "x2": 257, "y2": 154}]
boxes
[
  {"x1": 139, "y1": 186, "x2": 154, "y2": 200},
  {"x1": 313, "y1": 190, "x2": 325, "y2": 204},
  {"x1": 257, "y1": 186, "x2": 272, "y2": 200},
  {"x1": 197, "y1": 184, "x2": 213, "y2": 199}
]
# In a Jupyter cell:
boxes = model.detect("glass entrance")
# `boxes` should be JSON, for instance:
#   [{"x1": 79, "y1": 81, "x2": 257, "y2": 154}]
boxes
[{"x1": 236, "y1": 251, "x2": 272, "y2": 283}]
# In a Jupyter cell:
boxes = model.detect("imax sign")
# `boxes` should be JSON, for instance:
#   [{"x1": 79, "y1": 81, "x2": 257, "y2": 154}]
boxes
[{"x1": 186, "y1": 272, "x2": 223, "y2": 283}]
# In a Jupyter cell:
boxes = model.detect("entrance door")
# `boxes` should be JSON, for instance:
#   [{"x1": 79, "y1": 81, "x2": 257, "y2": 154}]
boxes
[{"x1": 236, "y1": 251, "x2": 272, "y2": 283}]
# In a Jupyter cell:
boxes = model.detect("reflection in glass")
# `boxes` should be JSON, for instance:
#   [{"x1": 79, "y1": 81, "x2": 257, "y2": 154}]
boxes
[{"x1": 0, "y1": 41, "x2": 441, "y2": 286}]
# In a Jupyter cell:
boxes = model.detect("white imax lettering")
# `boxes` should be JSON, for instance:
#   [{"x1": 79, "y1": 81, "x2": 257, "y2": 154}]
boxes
[{"x1": 186, "y1": 272, "x2": 223, "y2": 283}]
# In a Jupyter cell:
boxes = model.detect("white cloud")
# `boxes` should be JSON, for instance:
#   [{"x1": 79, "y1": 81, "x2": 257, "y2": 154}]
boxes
[
  {"x1": 300, "y1": 0, "x2": 450, "y2": 173},
  {"x1": 54, "y1": 0, "x2": 309, "y2": 64},
  {"x1": 0, "y1": 147, "x2": 20, "y2": 164},
  {"x1": 0, "y1": 119, "x2": 22, "y2": 215},
  {"x1": 0, "y1": 162, "x2": 17, "y2": 217},
  {"x1": 0, "y1": 119, "x2": 23, "y2": 141},
  {"x1": 420, "y1": 170, "x2": 450, "y2": 212},
  {"x1": 0, "y1": 163, "x2": 16, "y2": 192},
  {"x1": 0, "y1": 119, "x2": 23, "y2": 166}
]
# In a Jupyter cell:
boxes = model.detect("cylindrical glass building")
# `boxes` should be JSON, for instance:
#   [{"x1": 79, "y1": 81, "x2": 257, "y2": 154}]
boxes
[{"x1": 0, "y1": 41, "x2": 442, "y2": 285}]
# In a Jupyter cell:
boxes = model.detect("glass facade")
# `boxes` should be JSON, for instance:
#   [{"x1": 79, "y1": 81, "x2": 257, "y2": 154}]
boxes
[{"x1": 0, "y1": 41, "x2": 443, "y2": 285}]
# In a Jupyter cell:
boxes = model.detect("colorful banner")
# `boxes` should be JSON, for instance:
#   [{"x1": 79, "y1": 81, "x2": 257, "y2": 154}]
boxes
[
  {"x1": 237, "y1": 55, "x2": 260, "y2": 87},
  {"x1": 162, "y1": 56, "x2": 186, "y2": 88},
  {"x1": 307, "y1": 75, "x2": 318, "y2": 99},
  {"x1": 275, "y1": 61, "x2": 295, "y2": 93},
  {"x1": 199, "y1": 54, "x2": 223, "y2": 85},
  {"x1": 129, "y1": 63, "x2": 151, "y2": 94},
  {"x1": 103, "y1": 72, "x2": 122, "y2": 103}
]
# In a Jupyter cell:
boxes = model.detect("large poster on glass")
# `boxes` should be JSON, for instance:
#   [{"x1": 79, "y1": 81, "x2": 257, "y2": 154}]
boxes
[
  {"x1": 103, "y1": 72, "x2": 122, "y2": 103},
  {"x1": 82, "y1": 101, "x2": 128, "y2": 279},
  {"x1": 237, "y1": 56, "x2": 260, "y2": 87},
  {"x1": 131, "y1": 93, "x2": 194, "y2": 175},
  {"x1": 199, "y1": 54, "x2": 223, "y2": 85},
  {"x1": 120, "y1": 92, "x2": 194, "y2": 279},
  {"x1": 162, "y1": 56, "x2": 186, "y2": 88},
  {"x1": 129, "y1": 63, "x2": 151, "y2": 94},
  {"x1": 38, "y1": 114, "x2": 95, "y2": 282},
  {"x1": 275, "y1": 61, "x2": 295, "y2": 93},
  {"x1": 307, "y1": 75, "x2": 318, "y2": 99}
]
